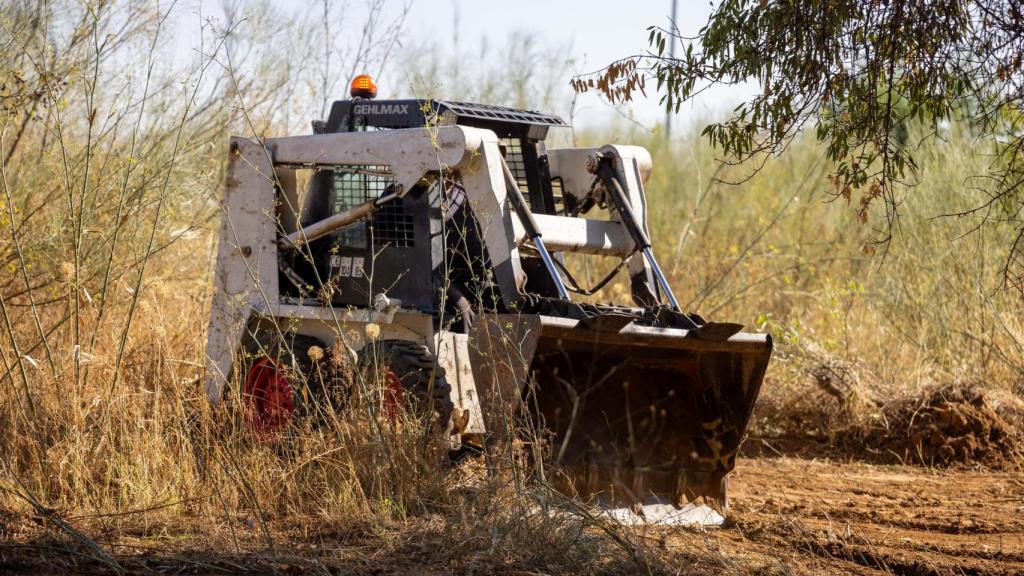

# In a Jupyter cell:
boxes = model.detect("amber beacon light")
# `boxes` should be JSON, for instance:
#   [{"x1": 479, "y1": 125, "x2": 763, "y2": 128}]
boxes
[{"x1": 350, "y1": 74, "x2": 377, "y2": 99}]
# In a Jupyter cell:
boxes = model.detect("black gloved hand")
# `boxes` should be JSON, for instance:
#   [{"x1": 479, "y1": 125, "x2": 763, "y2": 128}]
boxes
[
  {"x1": 455, "y1": 295, "x2": 476, "y2": 330},
  {"x1": 445, "y1": 284, "x2": 476, "y2": 330}
]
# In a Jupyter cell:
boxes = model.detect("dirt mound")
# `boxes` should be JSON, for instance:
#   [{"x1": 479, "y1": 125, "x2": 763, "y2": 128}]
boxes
[{"x1": 846, "y1": 384, "x2": 1021, "y2": 468}]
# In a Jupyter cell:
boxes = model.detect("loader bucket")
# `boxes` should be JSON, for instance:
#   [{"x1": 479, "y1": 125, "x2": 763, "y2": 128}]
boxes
[{"x1": 467, "y1": 314, "x2": 772, "y2": 508}]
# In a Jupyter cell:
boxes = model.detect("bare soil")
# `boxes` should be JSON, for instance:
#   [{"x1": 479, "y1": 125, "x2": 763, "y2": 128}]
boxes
[
  {"x1": 2, "y1": 456, "x2": 1022, "y2": 575},
  {"x1": 842, "y1": 384, "x2": 1022, "y2": 468},
  {"x1": 674, "y1": 457, "x2": 1024, "y2": 576},
  {"x1": 748, "y1": 383, "x2": 1023, "y2": 471}
]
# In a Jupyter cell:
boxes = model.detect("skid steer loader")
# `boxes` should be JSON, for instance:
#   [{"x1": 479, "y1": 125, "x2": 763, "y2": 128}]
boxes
[{"x1": 204, "y1": 75, "x2": 772, "y2": 511}]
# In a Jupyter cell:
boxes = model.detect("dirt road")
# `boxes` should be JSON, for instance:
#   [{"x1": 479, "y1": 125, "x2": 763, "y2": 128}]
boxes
[{"x1": 671, "y1": 457, "x2": 1024, "y2": 575}]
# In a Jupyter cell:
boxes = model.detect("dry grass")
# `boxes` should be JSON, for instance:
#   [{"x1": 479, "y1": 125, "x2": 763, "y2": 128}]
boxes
[
  {"x1": 0, "y1": 6, "x2": 718, "y2": 573},
  {"x1": 1, "y1": 1, "x2": 1022, "y2": 574}
]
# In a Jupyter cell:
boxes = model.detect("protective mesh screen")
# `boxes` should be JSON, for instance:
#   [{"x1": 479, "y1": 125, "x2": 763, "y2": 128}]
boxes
[
  {"x1": 372, "y1": 194, "x2": 415, "y2": 247},
  {"x1": 329, "y1": 166, "x2": 414, "y2": 248},
  {"x1": 501, "y1": 137, "x2": 529, "y2": 194},
  {"x1": 550, "y1": 177, "x2": 565, "y2": 213},
  {"x1": 330, "y1": 171, "x2": 371, "y2": 249}
]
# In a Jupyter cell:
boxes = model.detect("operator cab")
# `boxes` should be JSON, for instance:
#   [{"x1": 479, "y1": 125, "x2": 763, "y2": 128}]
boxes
[
  {"x1": 315, "y1": 96, "x2": 567, "y2": 213},
  {"x1": 283, "y1": 76, "x2": 570, "y2": 320}
]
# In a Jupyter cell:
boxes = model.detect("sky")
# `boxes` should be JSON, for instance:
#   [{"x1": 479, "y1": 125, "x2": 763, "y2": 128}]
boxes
[
  {"x1": 172, "y1": 0, "x2": 755, "y2": 132},
  {"x1": 395, "y1": 0, "x2": 759, "y2": 130},
  {"x1": 397, "y1": 0, "x2": 731, "y2": 129}
]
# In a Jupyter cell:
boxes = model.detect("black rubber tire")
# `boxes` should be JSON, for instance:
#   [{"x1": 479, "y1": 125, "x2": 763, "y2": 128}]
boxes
[
  {"x1": 233, "y1": 331, "x2": 343, "y2": 429},
  {"x1": 358, "y1": 340, "x2": 454, "y2": 432}
]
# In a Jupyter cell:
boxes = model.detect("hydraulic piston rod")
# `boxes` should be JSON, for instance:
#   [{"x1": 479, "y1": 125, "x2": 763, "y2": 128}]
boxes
[
  {"x1": 279, "y1": 189, "x2": 401, "y2": 250},
  {"x1": 500, "y1": 156, "x2": 571, "y2": 301},
  {"x1": 591, "y1": 154, "x2": 681, "y2": 311}
]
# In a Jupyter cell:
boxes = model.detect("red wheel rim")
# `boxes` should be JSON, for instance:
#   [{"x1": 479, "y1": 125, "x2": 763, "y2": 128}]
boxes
[
  {"x1": 382, "y1": 368, "x2": 405, "y2": 421},
  {"x1": 243, "y1": 358, "x2": 294, "y2": 435}
]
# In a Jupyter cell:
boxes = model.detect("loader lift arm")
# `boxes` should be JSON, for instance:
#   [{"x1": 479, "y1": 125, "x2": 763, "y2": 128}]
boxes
[{"x1": 589, "y1": 151, "x2": 680, "y2": 312}]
